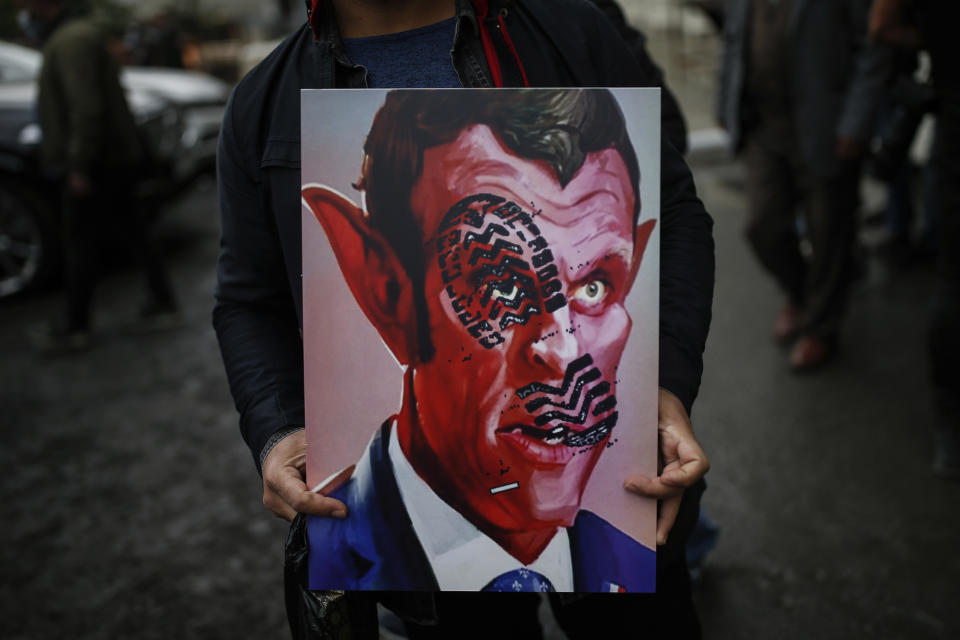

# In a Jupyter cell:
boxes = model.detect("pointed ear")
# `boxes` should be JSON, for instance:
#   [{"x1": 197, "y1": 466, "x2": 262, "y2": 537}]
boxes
[
  {"x1": 627, "y1": 218, "x2": 657, "y2": 288},
  {"x1": 302, "y1": 184, "x2": 417, "y2": 365}
]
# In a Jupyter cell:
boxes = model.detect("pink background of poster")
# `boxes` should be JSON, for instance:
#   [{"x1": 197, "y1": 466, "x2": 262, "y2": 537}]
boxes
[{"x1": 301, "y1": 88, "x2": 660, "y2": 551}]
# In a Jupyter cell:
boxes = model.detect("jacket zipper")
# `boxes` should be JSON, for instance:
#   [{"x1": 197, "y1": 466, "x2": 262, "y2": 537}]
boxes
[{"x1": 495, "y1": 7, "x2": 530, "y2": 87}]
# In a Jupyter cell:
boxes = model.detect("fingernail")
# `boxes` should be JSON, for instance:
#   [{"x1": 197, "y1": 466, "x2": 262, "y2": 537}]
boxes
[{"x1": 333, "y1": 509, "x2": 346, "y2": 518}]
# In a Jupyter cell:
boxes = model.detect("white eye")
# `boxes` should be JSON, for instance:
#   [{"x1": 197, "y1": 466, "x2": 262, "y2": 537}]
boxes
[
  {"x1": 572, "y1": 280, "x2": 608, "y2": 305},
  {"x1": 490, "y1": 283, "x2": 519, "y2": 302}
]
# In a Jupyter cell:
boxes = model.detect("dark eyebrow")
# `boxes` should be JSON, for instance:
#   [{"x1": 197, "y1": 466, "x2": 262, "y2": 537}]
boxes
[{"x1": 568, "y1": 244, "x2": 632, "y2": 283}]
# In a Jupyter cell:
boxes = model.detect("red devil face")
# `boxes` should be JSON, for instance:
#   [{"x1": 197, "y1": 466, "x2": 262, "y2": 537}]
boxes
[{"x1": 399, "y1": 124, "x2": 644, "y2": 536}]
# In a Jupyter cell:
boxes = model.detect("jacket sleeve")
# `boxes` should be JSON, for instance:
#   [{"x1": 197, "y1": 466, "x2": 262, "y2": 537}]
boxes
[
  {"x1": 583, "y1": 4, "x2": 716, "y2": 413},
  {"x1": 657, "y1": 138, "x2": 714, "y2": 414},
  {"x1": 589, "y1": 0, "x2": 689, "y2": 153},
  {"x1": 639, "y1": 44, "x2": 689, "y2": 156},
  {"x1": 213, "y1": 91, "x2": 306, "y2": 474},
  {"x1": 836, "y1": 0, "x2": 895, "y2": 140}
]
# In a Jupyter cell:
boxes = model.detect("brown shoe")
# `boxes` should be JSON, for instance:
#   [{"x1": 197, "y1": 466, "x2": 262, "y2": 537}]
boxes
[
  {"x1": 773, "y1": 303, "x2": 801, "y2": 344},
  {"x1": 789, "y1": 336, "x2": 834, "y2": 372}
]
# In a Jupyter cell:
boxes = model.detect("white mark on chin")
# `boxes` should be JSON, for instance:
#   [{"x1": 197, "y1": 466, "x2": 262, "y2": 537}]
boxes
[{"x1": 489, "y1": 482, "x2": 520, "y2": 495}]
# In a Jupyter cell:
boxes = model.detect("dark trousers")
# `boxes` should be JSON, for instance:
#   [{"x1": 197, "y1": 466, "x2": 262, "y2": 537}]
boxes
[
  {"x1": 929, "y1": 97, "x2": 960, "y2": 460},
  {"x1": 743, "y1": 119, "x2": 860, "y2": 339},
  {"x1": 60, "y1": 168, "x2": 173, "y2": 330}
]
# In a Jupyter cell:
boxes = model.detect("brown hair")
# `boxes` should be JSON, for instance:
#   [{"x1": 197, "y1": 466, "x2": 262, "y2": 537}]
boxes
[{"x1": 361, "y1": 89, "x2": 641, "y2": 362}]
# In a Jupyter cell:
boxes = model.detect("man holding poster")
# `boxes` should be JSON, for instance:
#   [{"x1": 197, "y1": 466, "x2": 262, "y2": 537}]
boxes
[
  {"x1": 214, "y1": 0, "x2": 714, "y2": 637},
  {"x1": 302, "y1": 89, "x2": 660, "y2": 593}
]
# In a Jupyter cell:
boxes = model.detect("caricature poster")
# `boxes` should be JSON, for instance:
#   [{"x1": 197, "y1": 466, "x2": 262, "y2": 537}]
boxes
[{"x1": 301, "y1": 88, "x2": 660, "y2": 593}]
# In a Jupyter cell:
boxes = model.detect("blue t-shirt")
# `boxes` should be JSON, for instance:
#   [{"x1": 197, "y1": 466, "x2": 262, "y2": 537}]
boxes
[{"x1": 341, "y1": 17, "x2": 462, "y2": 88}]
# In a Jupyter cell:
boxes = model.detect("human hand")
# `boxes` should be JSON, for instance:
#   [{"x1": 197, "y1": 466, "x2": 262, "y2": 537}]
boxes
[
  {"x1": 623, "y1": 389, "x2": 710, "y2": 545},
  {"x1": 261, "y1": 429, "x2": 348, "y2": 521}
]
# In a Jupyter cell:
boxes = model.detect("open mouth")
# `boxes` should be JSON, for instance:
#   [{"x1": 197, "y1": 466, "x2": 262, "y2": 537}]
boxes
[
  {"x1": 521, "y1": 423, "x2": 569, "y2": 444},
  {"x1": 495, "y1": 423, "x2": 576, "y2": 466},
  {"x1": 498, "y1": 415, "x2": 618, "y2": 449},
  {"x1": 502, "y1": 423, "x2": 570, "y2": 445}
]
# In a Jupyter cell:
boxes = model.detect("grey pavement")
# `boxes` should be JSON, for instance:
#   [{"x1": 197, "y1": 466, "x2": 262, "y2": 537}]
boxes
[
  {"x1": 0, "y1": 183, "x2": 290, "y2": 639},
  {"x1": 2, "y1": 147, "x2": 957, "y2": 638},
  {"x1": 649, "y1": 16, "x2": 959, "y2": 638},
  {"x1": 692, "y1": 159, "x2": 958, "y2": 639}
]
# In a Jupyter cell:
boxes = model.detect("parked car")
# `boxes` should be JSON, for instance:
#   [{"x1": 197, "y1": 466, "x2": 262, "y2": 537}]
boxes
[{"x1": 0, "y1": 40, "x2": 229, "y2": 299}]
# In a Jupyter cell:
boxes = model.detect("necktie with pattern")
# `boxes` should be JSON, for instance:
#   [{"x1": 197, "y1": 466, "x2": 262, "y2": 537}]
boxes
[{"x1": 481, "y1": 568, "x2": 556, "y2": 592}]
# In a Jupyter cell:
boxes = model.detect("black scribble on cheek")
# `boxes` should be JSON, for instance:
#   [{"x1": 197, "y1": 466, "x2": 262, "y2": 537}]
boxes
[{"x1": 513, "y1": 355, "x2": 620, "y2": 448}]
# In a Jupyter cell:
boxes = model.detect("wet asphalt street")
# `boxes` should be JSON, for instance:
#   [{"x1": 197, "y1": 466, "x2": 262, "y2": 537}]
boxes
[
  {"x1": 0, "y1": 182, "x2": 289, "y2": 639},
  {"x1": 691, "y1": 159, "x2": 959, "y2": 639},
  {"x1": 2, "y1": 150, "x2": 958, "y2": 639}
]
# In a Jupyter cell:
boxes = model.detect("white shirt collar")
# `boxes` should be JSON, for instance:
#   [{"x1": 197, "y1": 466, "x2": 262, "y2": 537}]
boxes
[{"x1": 388, "y1": 422, "x2": 574, "y2": 591}]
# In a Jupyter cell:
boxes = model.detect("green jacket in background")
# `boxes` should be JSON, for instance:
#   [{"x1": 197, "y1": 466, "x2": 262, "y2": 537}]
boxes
[{"x1": 37, "y1": 11, "x2": 142, "y2": 176}]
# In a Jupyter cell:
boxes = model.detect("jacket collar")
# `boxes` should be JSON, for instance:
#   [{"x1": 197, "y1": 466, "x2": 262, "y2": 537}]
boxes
[
  {"x1": 341, "y1": 421, "x2": 439, "y2": 590},
  {"x1": 305, "y1": 0, "x2": 480, "y2": 43}
]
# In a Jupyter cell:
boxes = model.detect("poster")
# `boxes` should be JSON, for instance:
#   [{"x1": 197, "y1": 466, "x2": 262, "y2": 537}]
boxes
[{"x1": 301, "y1": 88, "x2": 660, "y2": 593}]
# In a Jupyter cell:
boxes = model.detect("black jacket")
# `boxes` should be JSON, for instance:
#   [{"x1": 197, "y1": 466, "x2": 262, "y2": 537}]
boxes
[{"x1": 214, "y1": 0, "x2": 714, "y2": 473}]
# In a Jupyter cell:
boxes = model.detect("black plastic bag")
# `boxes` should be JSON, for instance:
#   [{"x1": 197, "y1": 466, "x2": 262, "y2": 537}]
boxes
[{"x1": 283, "y1": 515, "x2": 379, "y2": 640}]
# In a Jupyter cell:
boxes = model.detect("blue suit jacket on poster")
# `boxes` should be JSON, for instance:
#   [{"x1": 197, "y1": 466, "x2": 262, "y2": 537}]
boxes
[{"x1": 307, "y1": 424, "x2": 655, "y2": 592}]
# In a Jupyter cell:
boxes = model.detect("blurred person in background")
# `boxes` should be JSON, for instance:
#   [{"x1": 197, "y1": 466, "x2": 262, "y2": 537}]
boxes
[
  {"x1": 24, "y1": 0, "x2": 179, "y2": 351},
  {"x1": 867, "y1": 41, "x2": 938, "y2": 270},
  {"x1": 871, "y1": 0, "x2": 960, "y2": 480},
  {"x1": 717, "y1": 0, "x2": 891, "y2": 371},
  {"x1": 214, "y1": 0, "x2": 713, "y2": 637}
]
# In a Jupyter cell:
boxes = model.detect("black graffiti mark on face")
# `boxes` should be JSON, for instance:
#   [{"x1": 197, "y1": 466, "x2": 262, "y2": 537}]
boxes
[
  {"x1": 475, "y1": 261, "x2": 540, "y2": 329},
  {"x1": 436, "y1": 194, "x2": 568, "y2": 349},
  {"x1": 563, "y1": 413, "x2": 618, "y2": 448},
  {"x1": 514, "y1": 354, "x2": 619, "y2": 448}
]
